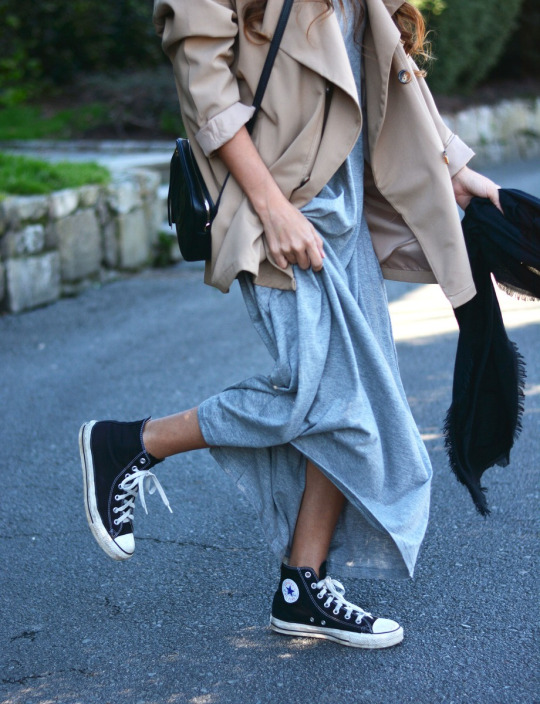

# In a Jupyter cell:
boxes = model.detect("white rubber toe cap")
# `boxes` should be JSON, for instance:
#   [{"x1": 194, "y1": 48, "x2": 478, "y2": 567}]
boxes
[
  {"x1": 114, "y1": 533, "x2": 135, "y2": 557},
  {"x1": 372, "y1": 617, "x2": 401, "y2": 634}
]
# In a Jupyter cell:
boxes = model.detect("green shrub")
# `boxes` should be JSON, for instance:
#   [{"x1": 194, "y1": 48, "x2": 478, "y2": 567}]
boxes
[
  {"x1": 153, "y1": 231, "x2": 177, "y2": 268},
  {"x1": 0, "y1": 104, "x2": 109, "y2": 140},
  {"x1": 0, "y1": 67, "x2": 183, "y2": 140},
  {"x1": 0, "y1": 0, "x2": 164, "y2": 101},
  {"x1": 488, "y1": 0, "x2": 540, "y2": 80},
  {"x1": 0, "y1": 152, "x2": 110, "y2": 195},
  {"x1": 78, "y1": 69, "x2": 182, "y2": 138},
  {"x1": 1, "y1": 0, "x2": 532, "y2": 107},
  {"x1": 415, "y1": 0, "x2": 525, "y2": 94},
  {"x1": 0, "y1": 13, "x2": 42, "y2": 105}
]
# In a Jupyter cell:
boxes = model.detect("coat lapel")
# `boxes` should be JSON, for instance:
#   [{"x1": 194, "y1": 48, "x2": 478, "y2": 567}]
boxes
[
  {"x1": 261, "y1": 0, "x2": 359, "y2": 105},
  {"x1": 260, "y1": 0, "x2": 403, "y2": 153},
  {"x1": 381, "y1": 0, "x2": 405, "y2": 14},
  {"x1": 363, "y1": 0, "x2": 401, "y2": 151}
]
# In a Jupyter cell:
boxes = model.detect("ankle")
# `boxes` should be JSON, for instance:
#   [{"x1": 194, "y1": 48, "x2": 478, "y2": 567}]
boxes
[
  {"x1": 288, "y1": 555, "x2": 325, "y2": 578},
  {"x1": 142, "y1": 419, "x2": 164, "y2": 460}
]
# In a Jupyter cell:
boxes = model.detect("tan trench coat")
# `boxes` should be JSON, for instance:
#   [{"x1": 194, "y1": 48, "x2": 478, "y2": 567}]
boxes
[{"x1": 154, "y1": 0, "x2": 477, "y2": 308}]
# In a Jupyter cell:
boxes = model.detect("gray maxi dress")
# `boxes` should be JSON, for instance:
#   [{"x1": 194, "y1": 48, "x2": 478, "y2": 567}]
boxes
[{"x1": 198, "y1": 3, "x2": 432, "y2": 580}]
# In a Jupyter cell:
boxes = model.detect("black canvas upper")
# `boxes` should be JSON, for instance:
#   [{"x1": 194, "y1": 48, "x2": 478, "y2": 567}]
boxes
[
  {"x1": 88, "y1": 419, "x2": 162, "y2": 541},
  {"x1": 272, "y1": 563, "x2": 375, "y2": 634}
]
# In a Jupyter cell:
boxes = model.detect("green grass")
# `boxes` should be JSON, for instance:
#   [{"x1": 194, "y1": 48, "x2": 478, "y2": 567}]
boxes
[
  {"x1": 0, "y1": 152, "x2": 110, "y2": 195},
  {"x1": 0, "y1": 103, "x2": 109, "y2": 140}
]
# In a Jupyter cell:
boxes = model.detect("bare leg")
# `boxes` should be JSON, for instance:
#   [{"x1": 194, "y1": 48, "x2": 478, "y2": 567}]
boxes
[
  {"x1": 288, "y1": 459, "x2": 345, "y2": 576},
  {"x1": 143, "y1": 408, "x2": 209, "y2": 458},
  {"x1": 145, "y1": 417, "x2": 342, "y2": 575}
]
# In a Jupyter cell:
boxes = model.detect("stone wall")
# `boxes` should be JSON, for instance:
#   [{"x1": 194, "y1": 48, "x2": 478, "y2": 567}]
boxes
[
  {"x1": 442, "y1": 98, "x2": 540, "y2": 165},
  {"x1": 0, "y1": 169, "x2": 163, "y2": 313}
]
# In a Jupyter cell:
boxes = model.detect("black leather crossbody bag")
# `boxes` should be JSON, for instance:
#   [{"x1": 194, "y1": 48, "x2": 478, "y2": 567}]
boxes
[{"x1": 167, "y1": 0, "x2": 294, "y2": 262}]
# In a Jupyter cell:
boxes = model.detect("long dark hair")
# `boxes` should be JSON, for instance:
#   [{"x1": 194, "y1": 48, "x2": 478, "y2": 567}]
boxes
[{"x1": 243, "y1": 0, "x2": 431, "y2": 64}]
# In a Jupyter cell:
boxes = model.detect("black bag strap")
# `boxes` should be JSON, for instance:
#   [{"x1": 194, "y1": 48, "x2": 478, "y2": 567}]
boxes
[
  {"x1": 246, "y1": 0, "x2": 294, "y2": 134},
  {"x1": 215, "y1": 0, "x2": 294, "y2": 207}
]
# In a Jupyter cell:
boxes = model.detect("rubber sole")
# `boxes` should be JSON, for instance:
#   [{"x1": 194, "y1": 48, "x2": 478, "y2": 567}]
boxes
[
  {"x1": 79, "y1": 421, "x2": 133, "y2": 561},
  {"x1": 269, "y1": 616, "x2": 404, "y2": 649}
]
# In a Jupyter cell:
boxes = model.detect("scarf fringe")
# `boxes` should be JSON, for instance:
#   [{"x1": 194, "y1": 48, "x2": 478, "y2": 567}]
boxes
[
  {"x1": 443, "y1": 406, "x2": 490, "y2": 517},
  {"x1": 495, "y1": 281, "x2": 540, "y2": 302},
  {"x1": 511, "y1": 341, "x2": 527, "y2": 444},
  {"x1": 443, "y1": 339, "x2": 526, "y2": 518}
]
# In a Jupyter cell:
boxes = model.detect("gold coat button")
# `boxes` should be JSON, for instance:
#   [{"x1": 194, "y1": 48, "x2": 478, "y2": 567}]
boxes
[{"x1": 398, "y1": 69, "x2": 412, "y2": 84}]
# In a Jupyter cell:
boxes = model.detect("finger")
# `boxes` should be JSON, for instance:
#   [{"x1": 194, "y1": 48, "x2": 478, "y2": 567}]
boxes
[
  {"x1": 311, "y1": 227, "x2": 325, "y2": 259},
  {"x1": 295, "y1": 250, "x2": 311, "y2": 270},
  {"x1": 272, "y1": 251, "x2": 289, "y2": 270},
  {"x1": 306, "y1": 241, "x2": 324, "y2": 272},
  {"x1": 280, "y1": 244, "x2": 298, "y2": 266},
  {"x1": 489, "y1": 186, "x2": 503, "y2": 214},
  {"x1": 312, "y1": 227, "x2": 324, "y2": 244},
  {"x1": 314, "y1": 230, "x2": 324, "y2": 249}
]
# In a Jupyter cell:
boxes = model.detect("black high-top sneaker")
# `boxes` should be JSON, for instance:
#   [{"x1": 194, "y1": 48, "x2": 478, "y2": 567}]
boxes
[
  {"x1": 270, "y1": 563, "x2": 403, "y2": 649},
  {"x1": 79, "y1": 418, "x2": 172, "y2": 561}
]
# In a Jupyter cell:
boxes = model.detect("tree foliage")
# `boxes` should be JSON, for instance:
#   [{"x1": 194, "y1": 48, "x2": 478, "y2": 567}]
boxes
[
  {"x1": 487, "y1": 0, "x2": 540, "y2": 80},
  {"x1": 415, "y1": 0, "x2": 525, "y2": 94},
  {"x1": 0, "y1": 0, "x2": 535, "y2": 104},
  {"x1": 0, "y1": 0, "x2": 164, "y2": 104}
]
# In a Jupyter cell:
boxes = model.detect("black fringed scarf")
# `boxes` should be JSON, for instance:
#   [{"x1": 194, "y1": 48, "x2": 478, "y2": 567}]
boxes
[{"x1": 445, "y1": 188, "x2": 540, "y2": 515}]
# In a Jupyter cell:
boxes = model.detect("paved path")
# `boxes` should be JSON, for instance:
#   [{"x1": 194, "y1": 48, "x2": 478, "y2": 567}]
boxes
[{"x1": 0, "y1": 161, "x2": 538, "y2": 704}]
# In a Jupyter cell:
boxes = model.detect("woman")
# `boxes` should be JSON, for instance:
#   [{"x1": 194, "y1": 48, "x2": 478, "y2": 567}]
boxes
[{"x1": 80, "y1": 0, "x2": 501, "y2": 649}]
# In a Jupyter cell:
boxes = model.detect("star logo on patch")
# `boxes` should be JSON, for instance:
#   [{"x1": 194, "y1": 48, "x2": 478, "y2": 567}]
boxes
[{"x1": 282, "y1": 578, "x2": 299, "y2": 604}]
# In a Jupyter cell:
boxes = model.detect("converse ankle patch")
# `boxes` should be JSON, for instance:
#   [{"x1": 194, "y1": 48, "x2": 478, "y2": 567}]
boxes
[{"x1": 282, "y1": 578, "x2": 300, "y2": 603}]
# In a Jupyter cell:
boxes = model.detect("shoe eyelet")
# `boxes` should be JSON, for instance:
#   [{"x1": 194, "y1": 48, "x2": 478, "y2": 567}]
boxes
[
  {"x1": 355, "y1": 618, "x2": 362, "y2": 625},
  {"x1": 311, "y1": 583, "x2": 317, "y2": 589},
  {"x1": 125, "y1": 473, "x2": 130, "y2": 478},
  {"x1": 112, "y1": 507, "x2": 118, "y2": 514},
  {"x1": 310, "y1": 617, "x2": 315, "y2": 623},
  {"x1": 304, "y1": 571, "x2": 311, "y2": 578},
  {"x1": 333, "y1": 608, "x2": 340, "y2": 615},
  {"x1": 321, "y1": 620, "x2": 326, "y2": 626},
  {"x1": 140, "y1": 458, "x2": 146, "y2": 465},
  {"x1": 113, "y1": 518, "x2": 119, "y2": 526},
  {"x1": 317, "y1": 593, "x2": 323, "y2": 600},
  {"x1": 345, "y1": 614, "x2": 351, "y2": 620},
  {"x1": 131, "y1": 466, "x2": 137, "y2": 471},
  {"x1": 114, "y1": 495, "x2": 120, "y2": 501}
]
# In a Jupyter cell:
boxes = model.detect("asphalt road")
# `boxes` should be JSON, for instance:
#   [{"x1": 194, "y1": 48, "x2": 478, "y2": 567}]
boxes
[{"x1": 1, "y1": 160, "x2": 539, "y2": 704}]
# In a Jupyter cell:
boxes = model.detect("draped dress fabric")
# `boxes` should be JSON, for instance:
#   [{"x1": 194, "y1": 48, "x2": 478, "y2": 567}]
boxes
[{"x1": 198, "y1": 2, "x2": 432, "y2": 579}]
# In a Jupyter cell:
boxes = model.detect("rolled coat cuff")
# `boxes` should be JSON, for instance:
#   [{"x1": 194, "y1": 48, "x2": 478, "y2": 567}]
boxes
[
  {"x1": 445, "y1": 133, "x2": 475, "y2": 178},
  {"x1": 196, "y1": 102, "x2": 256, "y2": 157}
]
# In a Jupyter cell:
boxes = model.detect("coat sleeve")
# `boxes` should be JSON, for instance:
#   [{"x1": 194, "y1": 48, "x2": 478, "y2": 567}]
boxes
[
  {"x1": 410, "y1": 59, "x2": 475, "y2": 178},
  {"x1": 153, "y1": 0, "x2": 255, "y2": 156}
]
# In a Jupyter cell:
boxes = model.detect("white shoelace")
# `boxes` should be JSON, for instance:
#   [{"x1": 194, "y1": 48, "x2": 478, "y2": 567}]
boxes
[
  {"x1": 315, "y1": 576, "x2": 372, "y2": 624},
  {"x1": 113, "y1": 469, "x2": 172, "y2": 526}
]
